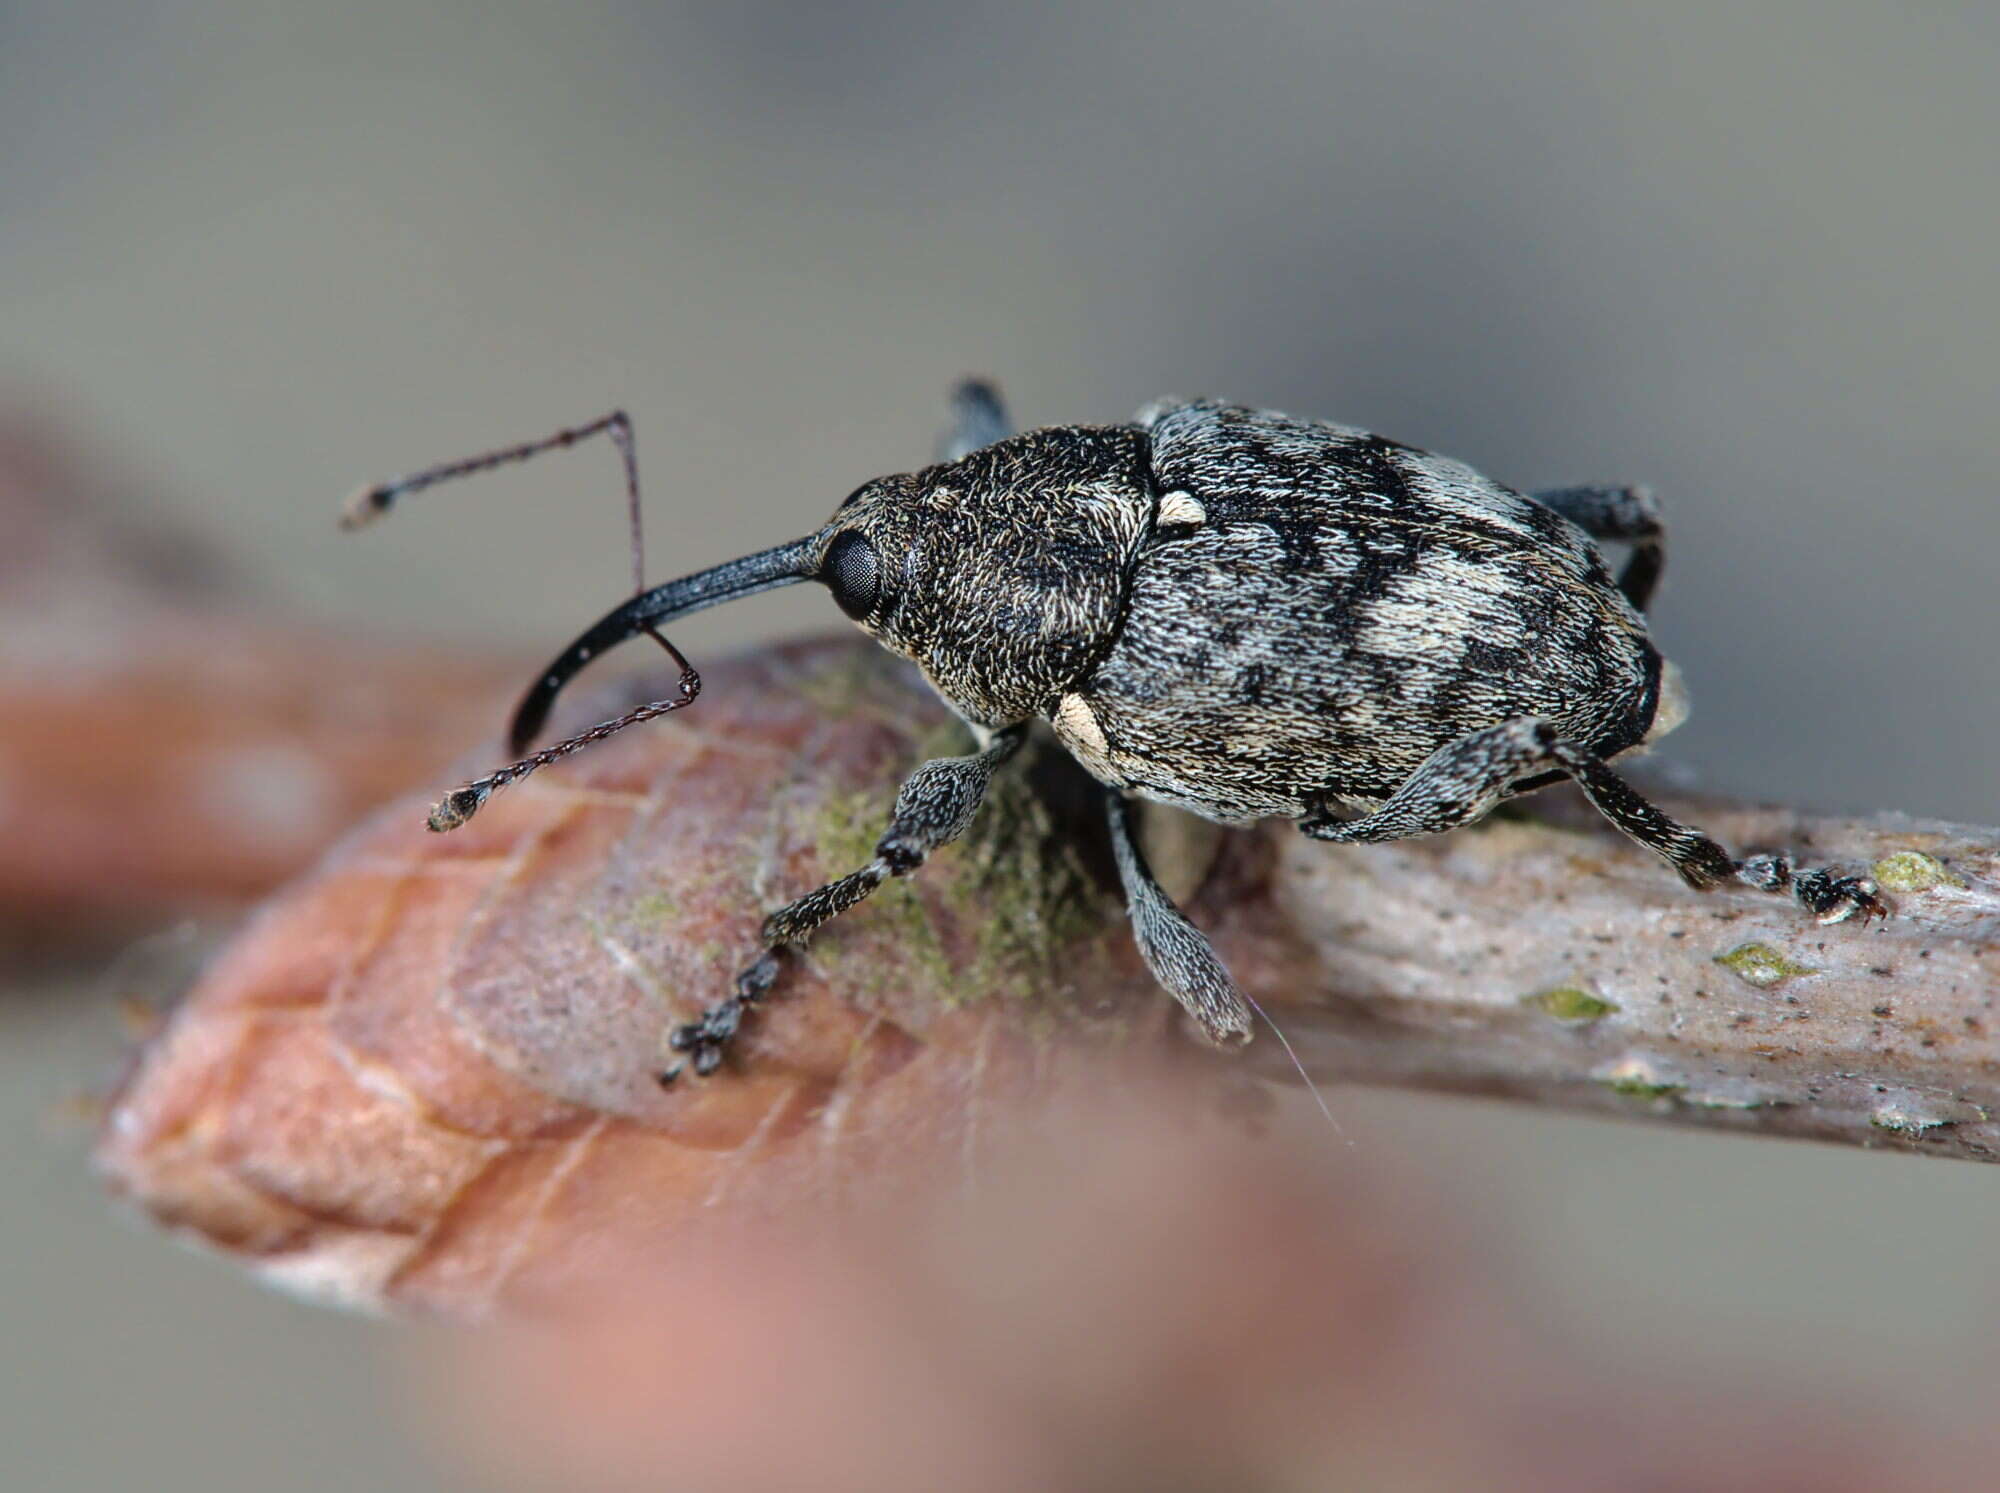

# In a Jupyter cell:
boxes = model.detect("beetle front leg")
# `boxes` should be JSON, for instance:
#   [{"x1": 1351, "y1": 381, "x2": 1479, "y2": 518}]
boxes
[
  {"x1": 660, "y1": 724, "x2": 1028, "y2": 1083},
  {"x1": 1301, "y1": 719, "x2": 1886, "y2": 923},
  {"x1": 1105, "y1": 792, "x2": 1253, "y2": 1047}
]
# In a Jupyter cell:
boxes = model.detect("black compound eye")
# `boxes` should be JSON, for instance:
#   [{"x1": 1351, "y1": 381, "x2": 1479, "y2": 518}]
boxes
[{"x1": 823, "y1": 529, "x2": 882, "y2": 620}]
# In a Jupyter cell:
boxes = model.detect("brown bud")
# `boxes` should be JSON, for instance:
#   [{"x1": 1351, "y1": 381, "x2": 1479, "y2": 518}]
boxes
[{"x1": 97, "y1": 638, "x2": 1186, "y2": 1315}]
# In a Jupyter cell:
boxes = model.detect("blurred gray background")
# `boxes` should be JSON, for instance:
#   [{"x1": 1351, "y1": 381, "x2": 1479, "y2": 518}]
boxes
[{"x1": 4, "y1": 2, "x2": 1997, "y2": 1488}]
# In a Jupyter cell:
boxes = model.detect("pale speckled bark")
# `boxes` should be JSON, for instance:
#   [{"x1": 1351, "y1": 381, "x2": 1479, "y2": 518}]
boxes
[
  {"x1": 96, "y1": 636, "x2": 2000, "y2": 1317},
  {"x1": 1214, "y1": 789, "x2": 2000, "y2": 1159}
]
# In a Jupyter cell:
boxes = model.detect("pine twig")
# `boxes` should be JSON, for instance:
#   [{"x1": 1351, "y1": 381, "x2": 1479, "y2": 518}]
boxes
[{"x1": 96, "y1": 637, "x2": 1999, "y2": 1316}]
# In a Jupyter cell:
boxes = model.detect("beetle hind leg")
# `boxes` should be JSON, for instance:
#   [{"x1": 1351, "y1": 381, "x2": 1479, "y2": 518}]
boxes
[
  {"x1": 1300, "y1": 719, "x2": 1885, "y2": 924},
  {"x1": 1105, "y1": 792, "x2": 1253, "y2": 1048},
  {"x1": 660, "y1": 724, "x2": 1027, "y2": 1083},
  {"x1": 1552, "y1": 745, "x2": 1885, "y2": 922},
  {"x1": 1531, "y1": 484, "x2": 1664, "y2": 613}
]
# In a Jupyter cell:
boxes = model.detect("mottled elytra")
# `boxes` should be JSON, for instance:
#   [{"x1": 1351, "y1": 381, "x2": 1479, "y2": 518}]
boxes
[{"x1": 346, "y1": 381, "x2": 1887, "y2": 1081}]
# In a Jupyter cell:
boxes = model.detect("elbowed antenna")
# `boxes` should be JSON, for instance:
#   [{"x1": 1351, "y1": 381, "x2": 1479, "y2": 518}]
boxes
[{"x1": 425, "y1": 535, "x2": 822, "y2": 834}]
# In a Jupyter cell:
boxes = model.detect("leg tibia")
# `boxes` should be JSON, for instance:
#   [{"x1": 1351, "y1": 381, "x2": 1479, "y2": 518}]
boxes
[
  {"x1": 1543, "y1": 742, "x2": 1736, "y2": 889},
  {"x1": 1106, "y1": 793, "x2": 1252, "y2": 1046}
]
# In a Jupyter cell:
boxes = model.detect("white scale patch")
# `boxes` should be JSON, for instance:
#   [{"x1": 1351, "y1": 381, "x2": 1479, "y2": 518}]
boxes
[
  {"x1": 1053, "y1": 692, "x2": 1119, "y2": 780},
  {"x1": 1642, "y1": 659, "x2": 1690, "y2": 746},
  {"x1": 1157, "y1": 490, "x2": 1206, "y2": 527}
]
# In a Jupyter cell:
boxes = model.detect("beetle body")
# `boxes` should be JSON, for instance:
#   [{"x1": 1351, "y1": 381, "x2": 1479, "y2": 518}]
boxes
[
  {"x1": 835, "y1": 400, "x2": 1667, "y2": 825},
  {"x1": 358, "y1": 382, "x2": 1880, "y2": 1080}
]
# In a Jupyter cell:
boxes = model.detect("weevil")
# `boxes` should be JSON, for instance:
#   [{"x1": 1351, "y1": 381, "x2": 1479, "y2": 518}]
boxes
[{"x1": 345, "y1": 381, "x2": 1886, "y2": 1081}]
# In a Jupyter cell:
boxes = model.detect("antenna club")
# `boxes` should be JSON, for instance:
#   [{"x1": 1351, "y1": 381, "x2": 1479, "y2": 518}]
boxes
[
  {"x1": 339, "y1": 482, "x2": 399, "y2": 531},
  {"x1": 428, "y1": 783, "x2": 491, "y2": 833}
]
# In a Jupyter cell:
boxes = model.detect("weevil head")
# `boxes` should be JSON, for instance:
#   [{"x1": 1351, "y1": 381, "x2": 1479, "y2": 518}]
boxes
[
  {"x1": 508, "y1": 424, "x2": 1155, "y2": 753},
  {"x1": 808, "y1": 424, "x2": 1154, "y2": 725}
]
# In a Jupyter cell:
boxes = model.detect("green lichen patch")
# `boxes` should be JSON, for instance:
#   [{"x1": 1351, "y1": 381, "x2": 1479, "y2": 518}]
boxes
[
  {"x1": 945, "y1": 758, "x2": 1111, "y2": 1007},
  {"x1": 1597, "y1": 1058, "x2": 1685, "y2": 1104},
  {"x1": 1521, "y1": 987, "x2": 1617, "y2": 1023},
  {"x1": 1681, "y1": 1076, "x2": 1786, "y2": 1111},
  {"x1": 1870, "y1": 850, "x2": 1964, "y2": 894},
  {"x1": 1869, "y1": 1092, "x2": 1986, "y2": 1135},
  {"x1": 796, "y1": 746, "x2": 1115, "y2": 1018},
  {"x1": 1871, "y1": 1105, "x2": 1949, "y2": 1136},
  {"x1": 623, "y1": 889, "x2": 683, "y2": 926},
  {"x1": 1685, "y1": 1089, "x2": 1777, "y2": 1111},
  {"x1": 812, "y1": 786, "x2": 891, "y2": 878},
  {"x1": 1607, "y1": 1078, "x2": 1683, "y2": 1102},
  {"x1": 1714, "y1": 942, "x2": 1815, "y2": 990}
]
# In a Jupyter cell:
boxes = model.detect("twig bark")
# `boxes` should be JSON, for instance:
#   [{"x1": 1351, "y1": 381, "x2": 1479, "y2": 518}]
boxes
[
  {"x1": 1218, "y1": 781, "x2": 2000, "y2": 1159},
  {"x1": 96, "y1": 637, "x2": 2000, "y2": 1314}
]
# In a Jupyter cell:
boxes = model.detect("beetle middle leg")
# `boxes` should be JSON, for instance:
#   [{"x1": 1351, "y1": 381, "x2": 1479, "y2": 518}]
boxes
[
  {"x1": 661, "y1": 723, "x2": 1029, "y2": 1082},
  {"x1": 937, "y1": 377, "x2": 1014, "y2": 461},
  {"x1": 1300, "y1": 718, "x2": 1886, "y2": 923},
  {"x1": 1104, "y1": 792, "x2": 1253, "y2": 1048},
  {"x1": 1531, "y1": 485, "x2": 1664, "y2": 613}
]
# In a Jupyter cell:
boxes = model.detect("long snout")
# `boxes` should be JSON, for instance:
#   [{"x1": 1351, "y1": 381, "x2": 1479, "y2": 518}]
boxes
[{"x1": 508, "y1": 535, "x2": 820, "y2": 751}]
